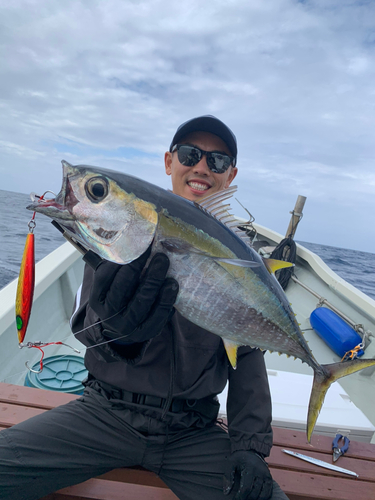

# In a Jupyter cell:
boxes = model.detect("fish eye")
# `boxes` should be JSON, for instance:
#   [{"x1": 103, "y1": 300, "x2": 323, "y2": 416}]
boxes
[{"x1": 85, "y1": 177, "x2": 109, "y2": 203}]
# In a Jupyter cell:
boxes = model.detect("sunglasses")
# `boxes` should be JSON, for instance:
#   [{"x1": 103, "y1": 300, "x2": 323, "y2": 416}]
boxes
[{"x1": 171, "y1": 144, "x2": 236, "y2": 173}]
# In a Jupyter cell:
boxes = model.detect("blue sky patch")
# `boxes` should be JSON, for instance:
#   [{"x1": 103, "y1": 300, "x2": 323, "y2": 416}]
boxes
[{"x1": 50, "y1": 139, "x2": 157, "y2": 159}]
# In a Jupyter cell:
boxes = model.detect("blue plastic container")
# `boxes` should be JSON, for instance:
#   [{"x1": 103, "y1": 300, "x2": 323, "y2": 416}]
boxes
[
  {"x1": 310, "y1": 307, "x2": 364, "y2": 358},
  {"x1": 25, "y1": 355, "x2": 88, "y2": 395}
]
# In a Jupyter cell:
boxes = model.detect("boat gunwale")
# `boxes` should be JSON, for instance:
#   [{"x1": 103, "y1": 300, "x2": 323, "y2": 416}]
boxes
[
  {"x1": 0, "y1": 242, "x2": 81, "y2": 333},
  {"x1": 250, "y1": 222, "x2": 375, "y2": 322}
]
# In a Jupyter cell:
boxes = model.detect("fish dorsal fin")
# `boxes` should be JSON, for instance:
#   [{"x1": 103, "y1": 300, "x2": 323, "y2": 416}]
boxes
[
  {"x1": 197, "y1": 185, "x2": 238, "y2": 211},
  {"x1": 195, "y1": 186, "x2": 251, "y2": 245}
]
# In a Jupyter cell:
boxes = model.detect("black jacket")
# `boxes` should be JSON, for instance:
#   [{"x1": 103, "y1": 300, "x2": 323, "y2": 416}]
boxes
[{"x1": 71, "y1": 263, "x2": 273, "y2": 457}]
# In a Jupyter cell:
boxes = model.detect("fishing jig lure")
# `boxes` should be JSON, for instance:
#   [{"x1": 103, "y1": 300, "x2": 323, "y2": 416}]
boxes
[
  {"x1": 15, "y1": 216, "x2": 36, "y2": 344},
  {"x1": 16, "y1": 193, "x2": 79, "y2": 374}
]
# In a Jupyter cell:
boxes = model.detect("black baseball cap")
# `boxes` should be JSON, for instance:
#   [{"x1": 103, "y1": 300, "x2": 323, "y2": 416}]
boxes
[{"x1": 169, "y1": 115, "x2": 238, "y2": 160}]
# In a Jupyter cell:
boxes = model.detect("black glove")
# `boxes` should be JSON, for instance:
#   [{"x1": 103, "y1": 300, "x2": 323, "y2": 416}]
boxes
[
  {"x1": 223, "y1": 451, "x2": 273, "y2": 500},
  {"x1": 89, "y1": 248, "x2": 179, "y2": 344}
]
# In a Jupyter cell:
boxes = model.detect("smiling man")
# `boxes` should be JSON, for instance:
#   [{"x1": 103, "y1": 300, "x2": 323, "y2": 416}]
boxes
[{"x1": 165, "y1": 116, "x2": 238, "y2": 201}]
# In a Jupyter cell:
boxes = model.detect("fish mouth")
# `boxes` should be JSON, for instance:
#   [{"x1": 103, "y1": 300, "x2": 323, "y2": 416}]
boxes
[
  {"x1": 26, "y1": 197, "x2": 73, "y2": 221},
  {"x1": 26, "y1": 160, "x2": 78, "y2": 223}
]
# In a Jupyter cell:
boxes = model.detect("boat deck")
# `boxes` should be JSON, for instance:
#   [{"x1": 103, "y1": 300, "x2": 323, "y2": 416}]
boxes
[{"x1": 0, "y1": 383, "x2": 374, "y2": 500}]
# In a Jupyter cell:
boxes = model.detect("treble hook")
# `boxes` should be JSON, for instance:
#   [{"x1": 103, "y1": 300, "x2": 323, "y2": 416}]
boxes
[
  {"x1": 19, "y1": 341, "x2": 80, "y2": 373},
  {"x1": 29, "y1": 190, "x2": 57, "y2": 203},
  {"x1": 25, "y1": 360, "x2": 43, "y2": 374}
]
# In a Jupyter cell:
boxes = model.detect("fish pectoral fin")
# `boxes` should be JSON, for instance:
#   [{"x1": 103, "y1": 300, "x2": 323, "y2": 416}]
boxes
[
  {"x1": 161, "y1": 238, "x2": 211, "y2": 255},
  {"x1": 262, "y1": 257, "x2": 294, "y2": 275},
  {"x1": 161, "y1": 239, "x2": 261, "y2": 268},
  {"x1": 223, "y1": 339, "x2": 240, "y2": 369},
  {"x1": 161, "y1": 239, "x2": 219, "y2": 259},
  {"x1": 213, "y1": 258, "x2": 261, "y2": 268}
]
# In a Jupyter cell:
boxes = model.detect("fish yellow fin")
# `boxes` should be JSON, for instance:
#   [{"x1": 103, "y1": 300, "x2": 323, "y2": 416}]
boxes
[
  {"x1": 307, "y1": 357, "x2": 375, "y2": 442},
  {"x1": 262, "y1": 258, "x2": 294, "y2": 275},
  {"x1": 223, "y1": 339, "x2": 239, "y2": 369}
]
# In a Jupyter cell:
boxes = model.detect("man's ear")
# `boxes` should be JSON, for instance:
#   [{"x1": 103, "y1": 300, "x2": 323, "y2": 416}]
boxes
[
  {"x1": 165, "y1": 151, "x2": 172, "y2": 175},
  {"x1": 225, "y1": 167, "x2": 238, "y2": 188}
]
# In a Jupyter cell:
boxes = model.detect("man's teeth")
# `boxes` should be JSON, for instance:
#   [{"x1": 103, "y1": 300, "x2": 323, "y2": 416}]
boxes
[{"x1": 188, "y1": 182, "x2": 209, "y2": 191}]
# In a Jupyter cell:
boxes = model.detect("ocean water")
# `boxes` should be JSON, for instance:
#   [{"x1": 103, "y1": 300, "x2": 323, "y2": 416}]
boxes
[
  {"x1": 0, "y1": 190, "x2": 64, "y2": 289},
  {"x1": 297, "y1": 240, "x2": 375, "y2": 301},
  {"x1": 1, "y1": 189, "x2": 374, "y2": 301}
]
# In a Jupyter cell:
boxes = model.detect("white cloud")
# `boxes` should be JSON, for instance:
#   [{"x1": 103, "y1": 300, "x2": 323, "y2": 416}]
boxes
[{"x1": 0, "y1": 0, "x2": 374, "y2": 252}]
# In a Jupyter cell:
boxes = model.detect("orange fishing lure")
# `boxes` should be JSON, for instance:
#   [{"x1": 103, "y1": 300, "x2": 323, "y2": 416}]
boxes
[
  {"x1": 15, "y1": 220, "x2": 36, "y2": 344},
  {"x1": 15, "y1": 198, "x2": 80, "y2": 373}
]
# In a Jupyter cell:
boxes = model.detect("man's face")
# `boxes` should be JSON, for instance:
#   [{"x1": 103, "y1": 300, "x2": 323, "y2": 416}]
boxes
[{"x1": 164, "y1": 131, "x2": 238, "y2": 201}]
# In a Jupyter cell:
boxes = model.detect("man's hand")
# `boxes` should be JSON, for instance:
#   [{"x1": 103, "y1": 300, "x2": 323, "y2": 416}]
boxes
[
  {"x1": 89, "y1": 248, "x2": 179, "y2": 344},
  {"x1": 223, "y1": 451, "x2": 273, "y2": 500}
]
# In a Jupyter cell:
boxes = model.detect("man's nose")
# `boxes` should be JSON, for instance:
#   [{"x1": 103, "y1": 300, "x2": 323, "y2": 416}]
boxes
[{"x1": 192, "y1": 154, "x2": 210, "y2": 175}]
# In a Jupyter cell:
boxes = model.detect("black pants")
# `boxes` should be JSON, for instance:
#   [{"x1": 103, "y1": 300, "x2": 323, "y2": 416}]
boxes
[{"x1": 0, "y1": 385, "x2": 288, "y2": 500}]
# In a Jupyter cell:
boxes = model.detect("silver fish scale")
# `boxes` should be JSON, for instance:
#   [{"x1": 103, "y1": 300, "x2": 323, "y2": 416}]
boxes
[{"x1": 165, "y1": 243, "x2": 311, "y2": 363}]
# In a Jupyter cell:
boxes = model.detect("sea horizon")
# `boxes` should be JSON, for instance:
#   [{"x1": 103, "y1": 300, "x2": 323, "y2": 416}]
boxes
[{"x1": 1, "y1": 188, "x2": 374, "y2": 301}]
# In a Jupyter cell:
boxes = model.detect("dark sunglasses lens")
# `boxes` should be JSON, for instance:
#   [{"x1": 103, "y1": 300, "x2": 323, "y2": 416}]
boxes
[
  {"x1": 176, "y1": 145, "x2": 233, "y2": 173},
  {"x1": 207, "y1": 153, "x2": 231, "y2": 173},
  {"x1": 177, "y1": 146, "x2": 201, "y2": 166}
]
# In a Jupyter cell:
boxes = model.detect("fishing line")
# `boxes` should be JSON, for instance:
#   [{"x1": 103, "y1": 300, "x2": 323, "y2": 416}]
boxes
[
  {"x1": 3, "y1": 299, "x2": 142, "y2": 384},
  {"x1": 7, "y1": 280, "x2": 318, "y2": 384},
  {"x1": 3, "y1": 313, "x2": 319, "y2": 384}
]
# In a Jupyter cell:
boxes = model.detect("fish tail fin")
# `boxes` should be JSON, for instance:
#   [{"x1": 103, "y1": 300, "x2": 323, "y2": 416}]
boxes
[{"x1": 307, "y1": 357, "x2": 375, "y2": 442}]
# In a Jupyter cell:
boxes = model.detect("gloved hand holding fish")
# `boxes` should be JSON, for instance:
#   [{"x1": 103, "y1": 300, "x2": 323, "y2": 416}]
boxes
[
  {"x1": 27, "y1": 160, "x2": 375, "y2": 442},
  {"x1": 89, "y1": 249, "x2": 179, "y2": 345}
]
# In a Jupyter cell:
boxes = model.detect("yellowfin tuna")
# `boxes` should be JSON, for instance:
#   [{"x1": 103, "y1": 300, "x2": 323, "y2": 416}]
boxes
[{"x1": 28, "y1": 161, "x2": 375, "y2": 441}]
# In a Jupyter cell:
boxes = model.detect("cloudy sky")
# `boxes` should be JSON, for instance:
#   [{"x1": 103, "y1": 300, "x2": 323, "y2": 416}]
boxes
[{"x1": 1, "y1": 0, "x2": 374, "y2": 252}]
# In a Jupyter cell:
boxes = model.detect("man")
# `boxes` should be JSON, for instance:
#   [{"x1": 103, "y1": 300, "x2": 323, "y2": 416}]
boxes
[{"x1": 0, "y1": 116, "x2": 288, "y2": 500}]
